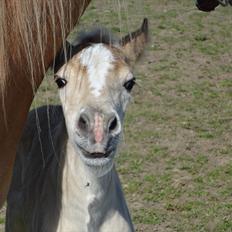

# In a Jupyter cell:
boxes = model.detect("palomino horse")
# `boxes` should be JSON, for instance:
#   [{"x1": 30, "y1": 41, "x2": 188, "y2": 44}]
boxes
[
  {"x1": 0, "y1": 0, "x2": 91, "y2": 207},
  {"x1": 6, "y1": 18, "x2": 148, "y2": 231}
]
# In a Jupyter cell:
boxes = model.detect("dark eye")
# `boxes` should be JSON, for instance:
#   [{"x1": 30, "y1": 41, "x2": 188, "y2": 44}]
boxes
[
  {"x1": 123, "y1": 77, "x2": 136, "y2": 92},
  {"x1": 55, "y1": 76, "x2": 67, "y2": 88}
]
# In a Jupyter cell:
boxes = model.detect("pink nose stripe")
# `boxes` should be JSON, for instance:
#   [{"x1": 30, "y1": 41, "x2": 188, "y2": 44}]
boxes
[{"x1": 94, "y1": 113, "x2": 104, "y2": 143}]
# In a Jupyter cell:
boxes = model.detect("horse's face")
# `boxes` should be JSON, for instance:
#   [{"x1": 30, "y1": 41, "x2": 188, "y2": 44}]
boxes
[{"x1": 55, "y1": 19, "x2": 148, "y2": 173}]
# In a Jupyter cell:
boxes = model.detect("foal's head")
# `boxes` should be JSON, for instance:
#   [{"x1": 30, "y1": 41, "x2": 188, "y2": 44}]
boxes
[{"x1": 55, "y1": 19, "x2": 148, "y2": 173}]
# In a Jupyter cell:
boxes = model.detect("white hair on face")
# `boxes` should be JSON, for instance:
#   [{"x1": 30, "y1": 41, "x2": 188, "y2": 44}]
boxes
[{"x1": 79, "y1": 44, "x2": 114, "y2": 97}]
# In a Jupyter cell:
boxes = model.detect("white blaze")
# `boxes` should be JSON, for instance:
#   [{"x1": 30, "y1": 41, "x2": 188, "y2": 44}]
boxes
[{"x1": 79, "y1": 44, "x2": 114, "y2": 96}]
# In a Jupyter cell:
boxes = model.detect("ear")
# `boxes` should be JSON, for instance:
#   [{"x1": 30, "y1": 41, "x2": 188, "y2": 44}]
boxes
[
  {"x1": 119, "y1": 18, "x2": 148, "y2": 64},
  {"x1": 54, "y1": 41, "x2": 74, "y2": 73},
  {"x1": 54, "y1": 41, "x2": 86, "y2": 73}
]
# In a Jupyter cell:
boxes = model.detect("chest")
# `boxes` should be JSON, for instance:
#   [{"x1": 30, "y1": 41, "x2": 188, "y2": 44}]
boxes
[
  {"x1": 56, "y1": 166, "x2": 133, "y2": 232},
  {"x1": 57, "y1": 197, "x2": 132, "y2": 232},
  {"x1": 56, "y1": 145, "x2": 134, "y2": 232}
]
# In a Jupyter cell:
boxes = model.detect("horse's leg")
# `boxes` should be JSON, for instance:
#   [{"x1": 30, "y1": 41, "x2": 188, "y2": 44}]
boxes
[{"x1": 0, "y1": 0, "x2": 91, "y2": 207}]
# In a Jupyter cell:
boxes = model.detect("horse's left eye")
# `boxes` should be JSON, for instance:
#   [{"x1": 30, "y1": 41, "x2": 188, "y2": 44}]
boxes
[
  {"x1": 123, "y1": 78, "x2": 136, "y2": 92},
  {"x1": 55, "y1": 77, "x2": 67, "y2": 88}
]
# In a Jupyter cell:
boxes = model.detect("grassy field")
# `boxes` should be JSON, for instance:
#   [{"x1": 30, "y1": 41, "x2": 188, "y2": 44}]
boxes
[{"x1": 1, "y1": 0, "x2": 232, "y2": 231}]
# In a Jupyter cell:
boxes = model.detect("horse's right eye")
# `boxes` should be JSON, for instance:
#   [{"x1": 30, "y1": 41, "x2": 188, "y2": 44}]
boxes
[{"x1": 55, "y1": 77, "x2": 67, "y2": 88}]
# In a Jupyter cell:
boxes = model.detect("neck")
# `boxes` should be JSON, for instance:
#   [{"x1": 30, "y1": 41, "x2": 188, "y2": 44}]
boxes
[
  {"x1": 57, "y1": 141, "x2": 113, "y2": 231},
  {"x1": 57, "y1": 140, "x2": 134, "y2": 232}
]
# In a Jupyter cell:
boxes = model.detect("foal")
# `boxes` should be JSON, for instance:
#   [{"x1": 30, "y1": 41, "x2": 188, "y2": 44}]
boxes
[{"x1": 6, "y1": 19, "x2": 148, "y2": 232}]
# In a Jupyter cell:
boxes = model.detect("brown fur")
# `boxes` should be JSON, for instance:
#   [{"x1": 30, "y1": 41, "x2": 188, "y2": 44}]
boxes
[{"x1": 0, "y1": 0, "x2": 91, "y2": 208}]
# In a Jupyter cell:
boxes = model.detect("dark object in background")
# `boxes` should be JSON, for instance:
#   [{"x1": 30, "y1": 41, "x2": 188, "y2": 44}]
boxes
[
  {"x1": 218, "y1": 0, "x2": 232, "y2": 6},
  {"x1": 196, "y1": 0, "x2": 219, "y2": 11},
  {"x1": 196, "y1": 0, "x2": 232, "y2": 11}
]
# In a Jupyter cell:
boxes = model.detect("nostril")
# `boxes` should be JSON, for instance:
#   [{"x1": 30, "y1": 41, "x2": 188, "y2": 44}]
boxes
[
  {"x1": 109, "y1": 117, "x2": 118, "y2": 132},
  {"x1": 78, "y1": 115, "x2": 89, "y2": 132}
]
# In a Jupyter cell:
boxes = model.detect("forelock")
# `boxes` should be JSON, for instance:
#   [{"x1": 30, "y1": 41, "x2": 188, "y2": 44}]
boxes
[
  {"x1": 54, "y1": 27, "x2": 119, "y2": 72},
  {"x1": 74, "y1": 27, "x2": 119, "y2": 47}
]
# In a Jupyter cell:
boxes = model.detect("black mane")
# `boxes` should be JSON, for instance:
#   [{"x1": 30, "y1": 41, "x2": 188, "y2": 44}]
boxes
[
  {"x1": 54, "y1": 27, "x2": 118, "y2": 73},
  {"x1": 76, "y1": 27, "x2": 119, "y2": 46}
]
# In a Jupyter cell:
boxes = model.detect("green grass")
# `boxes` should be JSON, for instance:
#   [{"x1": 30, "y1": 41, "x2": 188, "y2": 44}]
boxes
[{"x1": 1, "y1": 1, "x2": 232, "y2": 232}]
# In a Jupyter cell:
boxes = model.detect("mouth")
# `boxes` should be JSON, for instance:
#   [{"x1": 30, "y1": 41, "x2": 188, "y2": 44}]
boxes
[
  {"x1": 84, "y1": 152, "x2": 109, "y2": 159},
  {"x1": 77, "y1": 144, "x2": 113, "y2": 159}
]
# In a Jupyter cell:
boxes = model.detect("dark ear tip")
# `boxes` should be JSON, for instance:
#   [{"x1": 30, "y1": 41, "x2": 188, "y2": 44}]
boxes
[{"x1": 141, "y1": 18, "x2": 148, "y2": 33}]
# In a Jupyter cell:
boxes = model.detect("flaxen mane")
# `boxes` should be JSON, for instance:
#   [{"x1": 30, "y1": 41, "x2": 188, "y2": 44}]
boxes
[{"x1": 0, "y1": 0, "x2": 90, "y2": 207}]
